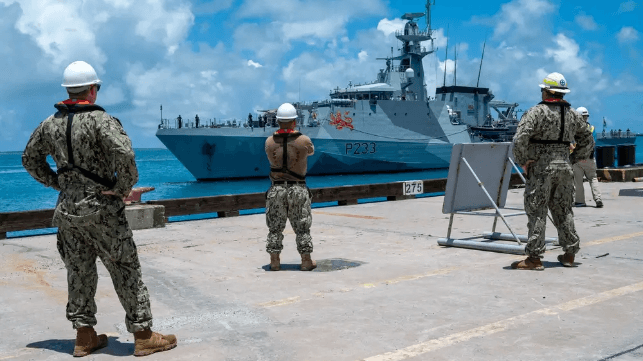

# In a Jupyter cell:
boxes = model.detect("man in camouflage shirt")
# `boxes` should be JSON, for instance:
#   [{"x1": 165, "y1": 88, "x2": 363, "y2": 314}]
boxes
[
  {"x1": 264, "y1": 103, "x2": 316, "y2": 271},
  {"x1": 511, "y1": 72, "x2": 594, "y2": 270},
  {"x1": 22, "y1": 61, "x2": 176, "y2": 357}
]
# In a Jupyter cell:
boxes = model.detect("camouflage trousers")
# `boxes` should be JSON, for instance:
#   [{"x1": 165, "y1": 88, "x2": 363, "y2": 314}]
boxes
[
  {"x1": 265, "y1": 183, "x2": 313, "y2": 254},
  {"x1": 56, "y1": 204, "x2": 153, "y2": 333},
  {"x1": 573, "y1": 159, "x2": 602, "y2": 204},
  {"x1": 524, "y1": 163, "x2": 581, "y2": 258}
]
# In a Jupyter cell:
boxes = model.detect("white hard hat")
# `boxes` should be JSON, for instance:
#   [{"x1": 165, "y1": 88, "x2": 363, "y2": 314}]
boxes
[
  {"x1": 539, "y1": 72, "x2": 570, "y2": 93},
  {"x1": 276, "y1": 103, "x2": 297, "y2": 122},
  {"x1": 576, "y1": 107, "x2": 589, "y2": 116},
  {"x1": 62, "y1": 61, "x2": 101, "y2": 92}
]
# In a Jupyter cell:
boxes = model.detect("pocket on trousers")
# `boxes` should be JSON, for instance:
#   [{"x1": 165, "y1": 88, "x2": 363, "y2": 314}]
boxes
[{"x1": 52, "y1": 206, "x2": 101, "y2": 229}]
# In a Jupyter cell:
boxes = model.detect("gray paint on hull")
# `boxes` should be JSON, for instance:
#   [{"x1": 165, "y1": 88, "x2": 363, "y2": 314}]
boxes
[{"x1": 378, "y1": 100, "x2": 448, "y2": 140}]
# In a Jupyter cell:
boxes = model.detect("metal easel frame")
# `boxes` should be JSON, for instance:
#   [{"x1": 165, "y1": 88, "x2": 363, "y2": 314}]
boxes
[{"x1": 437, "y1": 143, "x2": 557, "y2": 254}]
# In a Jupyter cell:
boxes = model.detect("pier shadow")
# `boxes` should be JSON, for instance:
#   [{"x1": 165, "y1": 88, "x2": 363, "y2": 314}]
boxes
[
  {"x1": 27, "y1": 336, "x2": 132, "y2": 357},
  {"x1": 262, "y1": 258, "x2": 365, "y2": 272}
]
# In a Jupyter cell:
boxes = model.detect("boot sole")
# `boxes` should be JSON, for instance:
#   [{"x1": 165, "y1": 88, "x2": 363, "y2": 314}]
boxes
[
  {"x1": 73, "y1": 335, "x2": 108, "y2": 357},
  {"x1": 557, "y1": 255, "x2": 575, "y2": 267},
  {"x1": 134, "y1": 340, "x2": 177, "y2": 357}
]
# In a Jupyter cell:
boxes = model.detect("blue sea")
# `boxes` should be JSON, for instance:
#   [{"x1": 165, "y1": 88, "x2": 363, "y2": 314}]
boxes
[{"x1": 3, "y1": 136, "x2": 642, "y2": 237}]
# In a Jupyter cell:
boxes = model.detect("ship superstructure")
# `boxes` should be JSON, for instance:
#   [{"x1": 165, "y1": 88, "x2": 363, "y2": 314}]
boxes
[{"x1": 156, "y1": 1, "x2": 520, "y2": 180}]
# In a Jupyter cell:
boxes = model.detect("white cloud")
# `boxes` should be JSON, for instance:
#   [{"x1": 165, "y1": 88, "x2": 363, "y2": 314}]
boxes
[
  {"x1": 131, "y1": 0, "x2": 194, "y2": 54},
  {"x1": 282, "y1": 17, "x2": 347, "y2": 41},
  {"x1": 377, "y1": 18, "x2": 406, "y2": 37},
  {"x1": 575, "y1": 14, "x2": 597, "y2": 31},
  {"x1": 617, "y1": 0, "x2": 637, "y2": 13},
  {"x1": 0, "y1": 0, "x2": 105, "y2": 71},
  {"x1": 545, "y1": 34, "x2": 587, "y2": 74},
  {"x1": 617, "y1": 26, "x2": 639, "y2": 43},
  {"x1": 358, "y1": 50, "x2": 368, "y2": 62},
  {"x1": 431, "y1": 28, "x2": 448, "y2": 48},
  {"x1": 247, "y1": 60, "x2": 263, "y2": 68},
  {"x1": 237, "y1": 0, "x2": 387, "y2": 43},
  {"x1": 492, "y1": 0, "x2": 556, "y2": 40}
]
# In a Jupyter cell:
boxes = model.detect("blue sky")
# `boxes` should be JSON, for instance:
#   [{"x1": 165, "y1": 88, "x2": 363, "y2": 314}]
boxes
[{"x1": 0, "y1": 0, "x2": 641, "y2": 151}]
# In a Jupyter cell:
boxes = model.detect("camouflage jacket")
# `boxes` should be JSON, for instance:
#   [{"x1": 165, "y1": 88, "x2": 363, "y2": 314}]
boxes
[
  {"x1": 513, "y1": 100, "x2": 594, "y2": 167},
  {"x1": 22, "y1": 101, "x2": 138, "y2": 199}
]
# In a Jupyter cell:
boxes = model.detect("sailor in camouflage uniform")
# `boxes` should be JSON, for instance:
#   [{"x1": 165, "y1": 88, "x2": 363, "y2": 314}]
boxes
[
  {"x1": 264, "y1": 103, "x2": 316, "y2": 271},
  {"x1": 511, "y1": 72, "x2": 594, "y2": 270},
  {"x1": 22, "y1": 61, "x2": 176, "y2": 357}
]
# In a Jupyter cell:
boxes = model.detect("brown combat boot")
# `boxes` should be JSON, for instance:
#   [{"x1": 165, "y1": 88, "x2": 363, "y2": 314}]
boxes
[
  {"x1": 300, "y1": 253, "x2": 317, "y2": 271},
  {"x1": 270, "y1": 253, "x2": 281, "y2": 271},
  {"x1": 511, "y1": 256, "x2": 544, "y2": 271},
  {"x1": 133, "y1": 329, "x2": 177, "y2": 357},
  {"x1": 557, "y1": 253, "x2": 575, "y2": 267},
  {"x1": 73, "y1": 326, "x2": 108, "y2": 357}
]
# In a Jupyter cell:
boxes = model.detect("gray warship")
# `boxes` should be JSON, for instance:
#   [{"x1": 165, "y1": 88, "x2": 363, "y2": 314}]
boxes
[{"x1": 156, "y1": 1, "x2": 520, "y2": 180}]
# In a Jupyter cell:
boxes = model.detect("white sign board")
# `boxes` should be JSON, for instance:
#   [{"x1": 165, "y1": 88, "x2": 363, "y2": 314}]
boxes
[{"x1": 442, "y1": 142, "x2": 514, "y2": 214}]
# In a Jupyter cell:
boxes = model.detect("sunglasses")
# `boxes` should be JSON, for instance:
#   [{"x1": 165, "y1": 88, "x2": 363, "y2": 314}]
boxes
[{"x1": 93, "y1": 84, "x2": 101, "y2": 92}]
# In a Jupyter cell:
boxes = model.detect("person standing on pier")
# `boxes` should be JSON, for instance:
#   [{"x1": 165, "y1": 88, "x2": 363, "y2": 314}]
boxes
[
  {"x1": 264, "y1": 102, "x2": 316, "y2": 271},
  {"x1": 571, "y1": 107, "x2": 603, "y2": 208},
  {"x1": 511, "y1": 72, "x2": 594, "y2": 270},
  {"x1": 22, "y1": 61, "x2": 176, "y2": 357}
]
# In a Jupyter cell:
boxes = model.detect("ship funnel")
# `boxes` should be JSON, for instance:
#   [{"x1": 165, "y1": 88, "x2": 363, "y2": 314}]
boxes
[{"x1": 405, "y1": 68, "x2": 415, "y2": 79}]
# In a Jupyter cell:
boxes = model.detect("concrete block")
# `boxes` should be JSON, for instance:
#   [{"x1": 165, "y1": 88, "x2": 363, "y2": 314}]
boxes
[{"x1": 125, "y1": 204, "x2": 165, "y2": 230}]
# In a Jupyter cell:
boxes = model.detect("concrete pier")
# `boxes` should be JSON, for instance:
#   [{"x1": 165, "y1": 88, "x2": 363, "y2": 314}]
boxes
[{"x1": 1, "y1": 182, "x2": 642, "y2": 360}]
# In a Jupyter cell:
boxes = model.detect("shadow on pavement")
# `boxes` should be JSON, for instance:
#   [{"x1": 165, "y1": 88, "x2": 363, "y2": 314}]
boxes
[{"x1": 27, "y1": 336, "x2": 133, "y2": 357}]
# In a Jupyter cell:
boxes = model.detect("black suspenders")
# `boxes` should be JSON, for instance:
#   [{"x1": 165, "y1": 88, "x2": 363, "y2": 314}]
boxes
[
  {"x1": 530, "y1": 102, "x2": 570, "y2": 145},
  {"x1": 57, "y1": 107, "x2": 117, "y2": 188},
  {"x1": 270, "y1": 133, "x2": 306, "y2": 180}
]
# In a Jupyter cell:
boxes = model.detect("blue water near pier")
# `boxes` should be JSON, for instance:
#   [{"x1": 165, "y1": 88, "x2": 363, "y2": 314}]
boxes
[
  {"x1": 3, "y1": 136, "x2": 642, "y2": 237},
  {"x1": 1, "y1": 148, "x2": 449, "y2": 237}
]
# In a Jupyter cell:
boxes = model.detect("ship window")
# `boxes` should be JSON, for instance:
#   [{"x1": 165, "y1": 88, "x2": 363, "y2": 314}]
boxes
[
  {"x1": 405, "y1": 113, "x2": 408, "y2": 116},
  {"x1": 369, "y1": 113, "x2": 372, "y2": 116}
]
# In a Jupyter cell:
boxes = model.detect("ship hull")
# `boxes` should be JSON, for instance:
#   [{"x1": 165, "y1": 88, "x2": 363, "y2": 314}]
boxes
[{"x1": 157, "y1": 129, "x2": 453, "y2": 180}]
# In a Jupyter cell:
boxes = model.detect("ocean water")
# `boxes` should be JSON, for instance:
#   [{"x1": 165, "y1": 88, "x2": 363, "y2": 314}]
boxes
[{"x1": 0, "y1": 148, "x2": 450, "y2": 214}]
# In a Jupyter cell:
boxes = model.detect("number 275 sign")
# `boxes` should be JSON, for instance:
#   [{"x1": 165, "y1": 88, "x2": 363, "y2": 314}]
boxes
[{"x1": 402, "y1": 180, "x2": 423, "y2": 195}]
